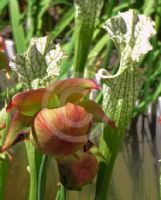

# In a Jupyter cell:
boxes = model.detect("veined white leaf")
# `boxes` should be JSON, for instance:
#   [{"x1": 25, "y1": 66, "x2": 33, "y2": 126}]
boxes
[
  {"x1": 104, "y1": 9, "x2": 156, "y2": 64},
  {"x1": 10, "y1": 36, "x2": 66, "y2": 88},
  {"x1": 98, "y1": 9, "x2": 156, "y2": 127}
]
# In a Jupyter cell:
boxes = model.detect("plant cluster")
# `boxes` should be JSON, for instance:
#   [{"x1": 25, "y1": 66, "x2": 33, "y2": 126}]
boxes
[{"x1": 0, "y1": 1, "x2": 160, "y2": 200}]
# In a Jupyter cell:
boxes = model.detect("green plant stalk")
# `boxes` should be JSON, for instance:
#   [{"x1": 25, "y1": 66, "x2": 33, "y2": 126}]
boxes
[
  {"x1": 25, "y1": 142, "x2": 43, "y2": 200},
  {"x1": 26, "y1": 142, "x2": 38, "y2": 200},
  {"x1": 60, "y1": 184, "x2": 66, "y2": 200},
  {"x1": 73, "y1": 0, "x2": 104, "y2": 76},
  {"x1": 56, "y1": 189, "x2": 60, "y2": 200},
  {"x1": 95, "y1": 133, "x2": 116, "y2": 199},
  {"x1": 0, "y1": 160, "x2": 8, "y2": 199},
  {"x1": 37, "y1": 155, "x2": 48, "y2": 200},
  {"x1": 73, "y1": 19, "x2": 94, "y2": 76},
  {"x1": 0, "y1": 111, "x2": 10, "y2": 199},
  {"x1": 25, "y1": 121, "x2": 43, "y2": 200}
]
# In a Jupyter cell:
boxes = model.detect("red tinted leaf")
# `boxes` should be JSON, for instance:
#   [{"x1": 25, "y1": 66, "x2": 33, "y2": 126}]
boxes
[
  {"x1": 6, "y1": 88, "x2": 59, "y2": 116},
  {"x1": 58, "y1": 151, "x2": 98, "y2": 190},
  {"x1": 46, "y1": 78, "x2": 101, "y2": 105},
  {"x1": 31, "y1": 103, "x2": 91, "y2": 156},
  {"x1": 80, "y1": 100, "x2": 116, "y2": 128},
  {"x1": 2, "y1": 112, "x2": 33, "y2": 152},
  {"x1": 6, "y1": 78, "x2": 99, "y2": 116}
]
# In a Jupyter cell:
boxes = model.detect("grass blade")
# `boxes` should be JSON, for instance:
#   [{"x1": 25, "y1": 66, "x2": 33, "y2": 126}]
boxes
[
  {"x1": 51, "y1": 8, "x2": 74, "y2": 40},
  {"x1": 9, "y1": 0, "x2": 26, "y2": 53},
  {"x1": 0, "y1": 0, "x2": 8, "y2": 12}
]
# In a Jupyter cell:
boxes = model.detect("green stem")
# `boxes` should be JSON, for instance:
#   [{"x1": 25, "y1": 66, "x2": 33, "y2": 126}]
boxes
[
  {"x1": 56, "y1": 189, "x2": 60, "y2": 200},
  {"x1": 95, "y1": 155, "x2": 116, "y2": 200},
  {"x1": 73, "y1": 23, "x2": 94, "y2": 76},
  {"x1": 37, "y1": 155, "x2": 48, "y2": 200},
  {"x1": 60, "y1": 184, "x2": 66, "y2": 200},
  {"x1": 0, "y1": 109, "x2": 10, "y2": 199},
  {"x1": 0, "y1": 160, "x2": 8, "y2": 199},
  {"x1": 95, "y1": 126, "x2": 121, "y2": 200},
  {"x1": 26, "y1": 142, "x2": 37, "y2": 200}
]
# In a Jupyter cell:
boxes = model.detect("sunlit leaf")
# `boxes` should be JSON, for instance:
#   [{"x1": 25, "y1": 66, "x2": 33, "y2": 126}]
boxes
[{"x1": 6, "y1": 88, "x2": 59, "y2": 117}]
